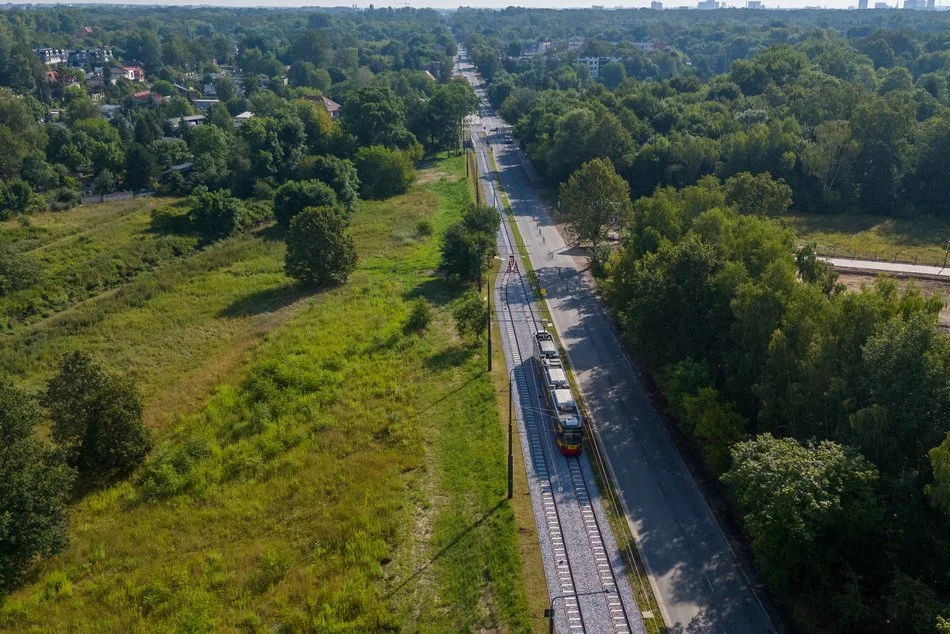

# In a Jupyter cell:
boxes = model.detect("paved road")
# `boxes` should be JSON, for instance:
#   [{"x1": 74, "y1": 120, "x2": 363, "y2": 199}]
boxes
[
  {"x1": 462, "y1": 61, "x2": 776, "y2": 634},
  {"x1": 826, "y1": 256, "x2": 950, "y2": 278}
]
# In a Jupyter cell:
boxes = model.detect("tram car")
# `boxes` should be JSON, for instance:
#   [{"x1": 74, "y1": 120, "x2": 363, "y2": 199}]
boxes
[{"x1": 533, "y1": 330, "x2": 584, "y2": 456}]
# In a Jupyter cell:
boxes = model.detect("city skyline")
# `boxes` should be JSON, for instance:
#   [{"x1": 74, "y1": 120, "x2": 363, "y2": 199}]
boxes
[{"x1": 6, "y1": 0, "x2": 945, "y2": 11}]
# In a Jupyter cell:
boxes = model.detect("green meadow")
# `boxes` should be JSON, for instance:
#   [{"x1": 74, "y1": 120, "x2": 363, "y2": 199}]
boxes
[{"x1": 0, "y1": 156, "x2": 538, "y2": 632}]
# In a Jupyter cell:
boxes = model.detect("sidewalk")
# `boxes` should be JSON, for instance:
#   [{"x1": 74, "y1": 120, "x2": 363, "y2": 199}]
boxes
[{"x1": 826, "y1": 257, "x2": 950, "y2": 279}]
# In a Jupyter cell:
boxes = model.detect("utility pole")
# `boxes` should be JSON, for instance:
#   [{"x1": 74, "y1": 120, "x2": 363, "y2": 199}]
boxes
[
  {"x1": 508, "y1": 371, "x2": 514, "y2": 499},
  {"x1": 943, "y1": 239, "x2": 950, "y2": 269},
  {"x1": 487, "y1": 267, "x2": 492, "y2": 372}
]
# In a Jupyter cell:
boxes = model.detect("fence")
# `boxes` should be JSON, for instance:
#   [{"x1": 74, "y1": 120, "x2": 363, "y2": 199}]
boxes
[{"x1": 80, "y1": 190, "x2": 134, "y2": 205}]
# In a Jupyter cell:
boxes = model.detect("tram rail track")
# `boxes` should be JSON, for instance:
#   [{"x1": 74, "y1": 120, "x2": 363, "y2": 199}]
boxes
[{"x1": 481, "y1": 127, "x2": 638, "y2": 634}]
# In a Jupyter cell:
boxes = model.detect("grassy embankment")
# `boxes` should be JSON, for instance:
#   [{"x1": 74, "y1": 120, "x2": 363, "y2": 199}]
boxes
[
  {"x1": 783, "y1": 213, "x2": 950, "y2": 266},
  {"x1": 484, "y1": 148, "x2": 665, "y2": 632},
  {"x1": 0, "y1": 155, "x2": 539, "y2": 632}
]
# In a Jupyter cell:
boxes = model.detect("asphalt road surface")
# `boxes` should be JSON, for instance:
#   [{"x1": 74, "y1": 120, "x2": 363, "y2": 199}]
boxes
[{"x1": 460, "y1": 58, "x2": 776, "y2": 634}]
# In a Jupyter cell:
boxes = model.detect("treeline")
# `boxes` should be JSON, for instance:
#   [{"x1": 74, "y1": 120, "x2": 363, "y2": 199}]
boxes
[
  {"x1": 460, "y1": 11, "x2": 950, "y2": 217},
  {"x1": 596, "y1": 169, "x2": 950, "y2": 632},
  {"x1": 0, "y1": 7, "x2": 472, "y2": 218}
]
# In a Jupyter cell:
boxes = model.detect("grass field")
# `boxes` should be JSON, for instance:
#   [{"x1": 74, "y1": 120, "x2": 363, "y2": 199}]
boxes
[
  {"x1": 783, "y1": 213, "x2": 950, "y2": 266},
  {"x1": 0, "y1": 156, "x2": 537, "y2": 632},
  {"x1": 0, "y1": 198, "x2": 200, "y2": 331}
]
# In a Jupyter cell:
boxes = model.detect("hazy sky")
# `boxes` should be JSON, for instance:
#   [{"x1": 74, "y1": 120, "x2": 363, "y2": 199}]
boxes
[{"x1": 9, "y1": 0, "x2": 900, "y2": 13}]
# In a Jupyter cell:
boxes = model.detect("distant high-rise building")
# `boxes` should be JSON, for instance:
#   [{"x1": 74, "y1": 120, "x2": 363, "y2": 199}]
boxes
[
  {"x1": 747, "y1": 0, "x2": 763, "y2": 7},
  {"x1": 697, "y1": 0, "x2": 719, "y2": 8},
  {"x1": 651, "y1": 0, "x2": 663, "y2": 8},
  {"x1": 874, "y1": 1, "x2": 890, "y2": 7},
  {"x1": 858, "y1": 0, "x2": 868, "y2": 8}
]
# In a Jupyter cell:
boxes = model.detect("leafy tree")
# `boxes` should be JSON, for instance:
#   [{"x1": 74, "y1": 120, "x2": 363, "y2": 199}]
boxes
[
  {"x1": 284, "y1": 206, "x2": 357, "y2": 288},
  {"x1": 92, "y1": 169, "x2": 117, "y2": 197},
  {"x1": 45, "y1": 352, "x2": 152, "y2": 474},
  {"x1": 0, "y1": 381, "x2": 74, "y2": 591},
  {"x1": 189, "y1": 124, "x2": 230, "y2": 187},
  {"x1": 681, "y1": 387, "x2": 746, "y2": 474},
  {"x1": 273, "y1": 179, "x2": 338, "y2": 228},
  {"x1": 723, "y1": 171, "x2": 792, "y2": 216},
  {"x1": 904, "y1": 115, "x2": 950, "y2": 216},
  {"x1": 546, "y1": 108, "x2": 635, "y2": 183},
  {"x1": 342, "y1": 86, "x2": 416, "y2": 150},
  {"x1": 124, "y1": 143, "x2": 157, "y2": 192},
  {"x1": 723, "y1": 434, "x2": 882, "y2": 592},
  {"x1": 560, "y1": 158, "x2": 631, "y2": 247},
  {"x1": 600, "y1": 61, "x2": 626, "y2": 89},
  {"x1": 295, "y1": 155, "x2": 360, "y2": 215},
  {"x1": 795, "y1": 243, "x2": 840, "y2": 295},
  {"x1": 187, "y1": 187, "x2": 249, "y2": 241},
  {"x1": 440, "y1": 204, "x2": 499, "y2": 288},
  {"x1": 288, "y1": 62, "x2": 331, "y2": 91},
  {"x1": 0, "y1": 179, "x2": 40, "y2": 217},
  {"x1": 355, "y1": 146, "x2": 415, "y2": 200},
  {"x1": 453, "y1": 291, "x2": 488, "y2": 343},
  {"x1": 213, "y1": 76, "x2": 236, "y2": 102},
  {"x1": 420, "y1": 80, "x2": 478, "y2": 151}
]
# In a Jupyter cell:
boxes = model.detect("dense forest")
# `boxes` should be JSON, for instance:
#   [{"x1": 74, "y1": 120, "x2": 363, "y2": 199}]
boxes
[{"x1": 456, "y1": 8, "x2": 950, "y2": 633}]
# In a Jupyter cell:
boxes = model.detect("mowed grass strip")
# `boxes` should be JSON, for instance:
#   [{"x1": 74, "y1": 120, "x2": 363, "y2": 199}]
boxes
[
  {"x1": 782, "y1": 213, "x2": 950, "y2": 266},
  {"x1": 0, "y1": 156, "x2": 534, "y2": 633}
]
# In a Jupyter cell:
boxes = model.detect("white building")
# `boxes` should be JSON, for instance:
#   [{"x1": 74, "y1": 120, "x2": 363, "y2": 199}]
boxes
[
  {"x1": 567, "y1": 37, "x2": 585, "y2": 51},
  {"x1": 35, "y1": 48, "x2": 67, "y2": 65},
  {"x1": 576, "y1": 56, "x2": 621, "y2": 79}
]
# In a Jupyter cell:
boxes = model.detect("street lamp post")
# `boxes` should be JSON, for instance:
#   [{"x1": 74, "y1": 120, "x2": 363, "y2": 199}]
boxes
[{"x1": 545, "y1": 589, "x2": 612, "y2": 634}]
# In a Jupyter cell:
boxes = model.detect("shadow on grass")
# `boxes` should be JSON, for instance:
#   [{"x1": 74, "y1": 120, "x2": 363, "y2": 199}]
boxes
[
  {"x1": 252, "y1": 223, "x2": 285, "y2": 243},
  {"x1": 403, "y1": 276, "x2": 460, "y2": 307},
  {"x1": 147, "y1": 206, "x2": 195, "y2": 236},
  {"x1": 219, "y1": 283, "x2": 310, "y2": 318},
  {"x1": 384, "y1": 499, "x2": 506, "y2": 600},
  {"x1": 424, "y1": 344, "x2": 475, "y2": 371}
]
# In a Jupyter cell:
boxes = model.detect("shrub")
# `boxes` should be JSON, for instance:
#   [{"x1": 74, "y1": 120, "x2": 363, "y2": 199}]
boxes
[
  {"x1": 0, "y1": 245, "x2": 41, "y2": 296},
  {"x1": 273, "y1": 180, "x2": 338, "y2": 228},
  {"x1": 296, "y1": 155, "x2": 360, "y2": 215},
  {"x1": 404, "y1": 297, "x2": 432, "y2": 334},
  {"x1": 187, "y1": 187, "x2": 249, "y2": 242},
  {"x1": 355, "y1": 146, "x2": 415, "y2": 200},
  {"x1": 284, "y1": 206, "x2": 357, "y2": 288}
]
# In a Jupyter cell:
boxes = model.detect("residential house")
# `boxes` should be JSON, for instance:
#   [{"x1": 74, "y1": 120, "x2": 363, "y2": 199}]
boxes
[
  {"x1": 167, "y1": 115, "x2": 206, "y2": 130},
  {"x1": 193, "y1": 99, "x2": 220, "y2": 112},
  {"x1": 100, "y1": 104, "x2": 123, "y2": 120},
  {"x1": 36, "y1": 48, "x2": 67, "y2": 65},
  {"x1": 320, "y1": 96, "x2": 342, "y2": 119},
  {"x1": 133, "y1": 90, "x2": 165, "y2": 105},
  {"x1": 120, "y1": 65, "x2": 145, "y2": 82},
  {"x1": 233, "y1": 111, "x2": 255, "y2": 126},
  {"x1": 567, "y1": 37, "x2": 585, "y2": 51}
]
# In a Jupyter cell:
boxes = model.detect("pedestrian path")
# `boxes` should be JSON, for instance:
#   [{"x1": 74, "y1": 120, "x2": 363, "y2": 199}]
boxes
[{"x1": 826, "y1": 257, "x2": 950, "y2": 278}]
